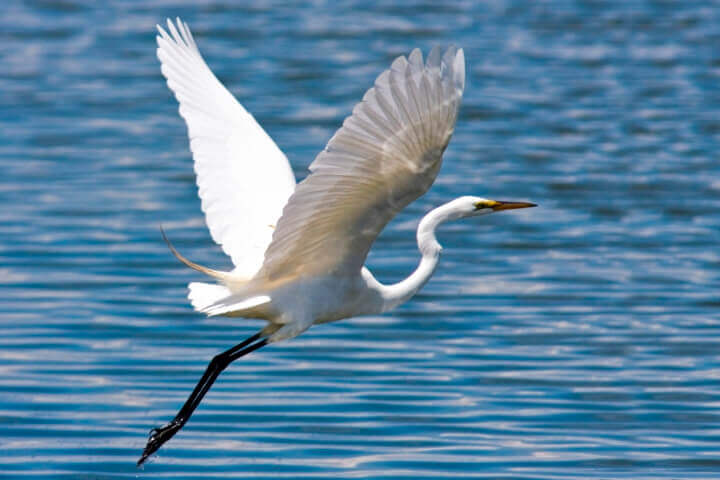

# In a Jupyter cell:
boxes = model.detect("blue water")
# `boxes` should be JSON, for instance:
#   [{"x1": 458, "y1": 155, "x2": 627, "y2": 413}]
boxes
[{"x1": 2, "y1": 0, "x2": 720, "y2": 478}]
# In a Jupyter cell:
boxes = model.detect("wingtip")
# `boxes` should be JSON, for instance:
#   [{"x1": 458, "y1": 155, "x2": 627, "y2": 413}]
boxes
[
  {"x1": 156, "y1": 23, "x2": 169, "y2": 40},
  {"x1": 441, "y1": 45, "x2": 458, "y2": 68},
  {"x1": 407, "y1": 48, "x2": 423, "y2": 68},
  {"x1": 426, "y1": 45, "x2": 442, "y2": 69},
  {"x1": 454, "y1": 47, "x2": 465, "y2": 91}
]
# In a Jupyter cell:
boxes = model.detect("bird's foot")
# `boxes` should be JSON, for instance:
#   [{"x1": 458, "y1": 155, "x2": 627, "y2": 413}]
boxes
[{"x1": 137, "y1": 419, "x2": 183, "y2": 466}]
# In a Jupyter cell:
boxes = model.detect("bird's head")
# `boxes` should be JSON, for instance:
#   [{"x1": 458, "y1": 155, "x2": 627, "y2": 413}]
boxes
[
  {"x1": 448, "y1": 196, "x2": 537, "y2": 220},
  {"x1": 416, "y1": 195, "x2": 537, "y2": 257}
]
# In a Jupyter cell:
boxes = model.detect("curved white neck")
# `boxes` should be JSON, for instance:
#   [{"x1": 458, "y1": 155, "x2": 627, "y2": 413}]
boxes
[{"x1": 378, "y1": 202, "x2": 465, "y2": 311}]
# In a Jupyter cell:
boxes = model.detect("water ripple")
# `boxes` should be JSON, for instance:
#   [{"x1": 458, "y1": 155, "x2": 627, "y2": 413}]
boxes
[{"x1": 1, "y1": 0, "x2": 719, "y2": 478}]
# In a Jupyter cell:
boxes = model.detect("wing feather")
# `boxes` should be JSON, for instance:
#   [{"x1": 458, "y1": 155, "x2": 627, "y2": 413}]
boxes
[
  {"x1": 256, "y1": 47, "x2": 465, "y2": 282},
  {"x1": 157, "y1": 18, "x2": 295, "y2": 279}
]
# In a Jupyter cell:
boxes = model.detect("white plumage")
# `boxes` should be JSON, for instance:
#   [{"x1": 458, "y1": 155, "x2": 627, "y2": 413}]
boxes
[
  {"x1": 140, "y1": 18, "x2": 535, "y2": 466},
  {"x1": 258, "y1": 46, "x2": 465, "y2": 282},
  {"x1": 157, "y1": 20, "x2": 295, "y2": 281},
  {"x1": 156, "y1": 19, "x2": 468, "y2": 326}
]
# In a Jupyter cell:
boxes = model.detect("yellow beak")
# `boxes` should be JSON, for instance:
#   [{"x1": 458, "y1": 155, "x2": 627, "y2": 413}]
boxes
[{"x1": 487, "y1": 200, "x2": 537, "y2": 211}]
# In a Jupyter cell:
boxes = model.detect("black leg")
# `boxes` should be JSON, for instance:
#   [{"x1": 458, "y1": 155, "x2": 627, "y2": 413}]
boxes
[{"x1": 137, "y1": 331, "x2": 268, "y2": 466}]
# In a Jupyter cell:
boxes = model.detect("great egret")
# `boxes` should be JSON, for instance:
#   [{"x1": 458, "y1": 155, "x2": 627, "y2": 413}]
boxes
[{"x1": 138, "y1": 18, "x2": 536, "y2": 466}]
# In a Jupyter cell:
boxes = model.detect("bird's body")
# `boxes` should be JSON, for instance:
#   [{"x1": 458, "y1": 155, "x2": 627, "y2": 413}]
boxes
[{"x1": 139, "y1": 18, "x2": 535, "y2": 466}]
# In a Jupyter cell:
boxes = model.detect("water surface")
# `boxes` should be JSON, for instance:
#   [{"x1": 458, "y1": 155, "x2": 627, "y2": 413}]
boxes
[{"x1": 1, "y1": 0, "x2": 719, "y2": 478}]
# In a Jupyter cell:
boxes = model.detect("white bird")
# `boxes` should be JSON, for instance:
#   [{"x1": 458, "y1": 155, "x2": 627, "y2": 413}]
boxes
[{"x1": 139, "y1": 18, "x2": 536, "y2": 466}]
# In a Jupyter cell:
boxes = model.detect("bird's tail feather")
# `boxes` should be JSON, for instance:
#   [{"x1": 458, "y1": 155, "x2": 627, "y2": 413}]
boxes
[
  {"x1": 202, "y1": 293, "x2": 271, "y2": 317},
  {"x1": 188, "y1": 282, "x2": 270, "y2": 317},
  {"x1": 188, "y1": 282, "x2": 232, "y2": 312},
  {"x1": 160, "y1": 226, "x2": 234, "y2": 282},
  {"x1": 160, "y1": 228, "x2": 269, "y2": 317}
]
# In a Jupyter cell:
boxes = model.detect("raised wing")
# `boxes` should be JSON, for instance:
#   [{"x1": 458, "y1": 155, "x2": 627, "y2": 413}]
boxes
[
  {"x1": 157, "y1": 18, "x2": 295, "y2": 279},
  {"x1": 256, "y1": 47, "x2": 465, "y2": 282}
]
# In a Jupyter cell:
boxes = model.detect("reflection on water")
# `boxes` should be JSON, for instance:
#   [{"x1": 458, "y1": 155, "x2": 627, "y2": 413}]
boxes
[{"x1": 1, "y1": 0, "x2": 719, "y2": 478}]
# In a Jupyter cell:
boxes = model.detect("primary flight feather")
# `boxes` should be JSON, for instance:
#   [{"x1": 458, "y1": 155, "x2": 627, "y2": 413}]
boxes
[
  {"x1": 139, "y1": 17, "x2": 535, "y2": 466},
  {"x1": 259, "y1": 45, "x2": 465, "y2": 282},
  {"x1": 156, "y1": 19, "x2": 295, "y2": 280}
]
